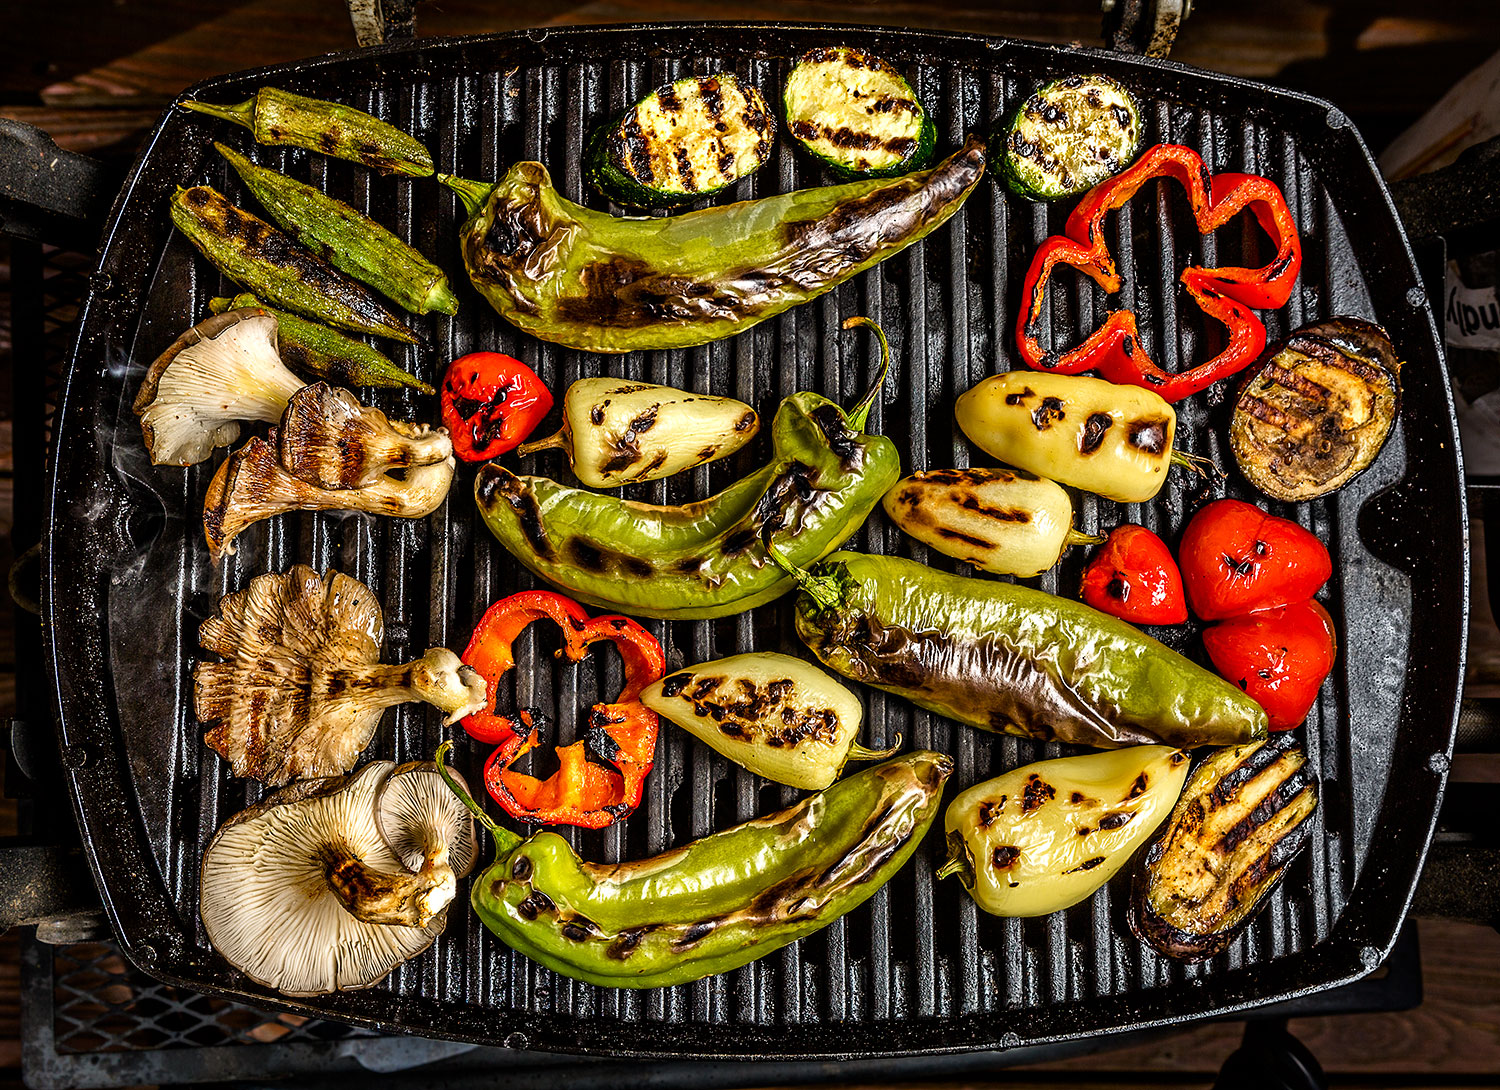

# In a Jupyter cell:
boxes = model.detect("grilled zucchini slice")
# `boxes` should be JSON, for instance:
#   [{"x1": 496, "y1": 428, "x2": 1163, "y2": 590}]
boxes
[
  {"x1": 1230, "y1": 318, "x2": 1402, "y2": 502},
  {"x1": 1132, "y1": 732, "x2": 1318, "y2": 961},
  {"x1": 783, "y1": 46, "x2": 934, "y2": 179},
  {"x1": 999, "y1": 74, "x2": 1141, "y2": 201},
  {"x1": 587, "y1": 73, "x2": 775, "y2": 208}
]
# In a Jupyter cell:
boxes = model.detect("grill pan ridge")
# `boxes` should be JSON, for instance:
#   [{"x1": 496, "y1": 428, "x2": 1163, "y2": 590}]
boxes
[{"x1": 44, "y1": 23, "x2": 1465, "y2": 1059}]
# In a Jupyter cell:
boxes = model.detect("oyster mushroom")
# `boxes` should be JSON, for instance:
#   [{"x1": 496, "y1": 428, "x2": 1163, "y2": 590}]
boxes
[
  {"x1": 279, "y1": 382, "x2": 453, "y2": 490},
  {"x1": 199, "y1": 759, "x2": 478, "y2": 996},
  {"x1": 202, "y1": 435, "x2": 454, "y2": 562},
  {"x1": 133, "y1": 308, "x2": 304, "y2": 467},
  {"x1": 194, "y1": 565, "x2": 486, "y2": 785}
]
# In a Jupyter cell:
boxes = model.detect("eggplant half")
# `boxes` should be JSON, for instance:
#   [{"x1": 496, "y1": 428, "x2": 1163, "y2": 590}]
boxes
[
  {"x1": 1132, "y1": 732, "x2": 1318, "y2": 960},
  {"x1": 1229, "y1": 317, "x2": 1402, "y2": 502}
]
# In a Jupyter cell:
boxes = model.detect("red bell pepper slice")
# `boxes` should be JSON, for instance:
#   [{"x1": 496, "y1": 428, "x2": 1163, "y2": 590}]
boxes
[
  {"x1": 1016, "y1": 144, "x2": 1302, "y2": 403},
  {"x1": 459, "y1": 591, "x2": 664, "y2": 828},
  {"x1": 440, "y1": 352, "x2": 553, "y2": 461}
]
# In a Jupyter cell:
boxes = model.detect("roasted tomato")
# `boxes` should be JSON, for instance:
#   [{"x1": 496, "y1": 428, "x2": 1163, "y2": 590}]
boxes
[
  {"x1": 1179, "y1": 499, "x2": 1331, "y2": 621},
  {"x1": 1202, "y1": 599, "x2": 1337, "y2": 730},
  {"x1": 440, "y1": 352, "x2": 552, "y2": 461},
  {"x1": 1080, "y1": 524, "x2": 1187, "y2": 625}
]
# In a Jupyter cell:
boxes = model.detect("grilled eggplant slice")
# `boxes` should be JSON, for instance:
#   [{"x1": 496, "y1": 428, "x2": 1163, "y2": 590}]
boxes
[
  {"x1": 783, "y1": 46, "x2": 935, "y2": 179},
  {"x1": 999, "y1": 74, "x2": 1141, "y2": 201},
  {"x1": 1230, "y1": 318, "x2": 1402, "y2": 502},
  {"x1": 586, "y1": 73, "x2": 775, "y2": 208},
  {"x1": 1132, "y1": 732, "x2": 1318, "y2": 960}
]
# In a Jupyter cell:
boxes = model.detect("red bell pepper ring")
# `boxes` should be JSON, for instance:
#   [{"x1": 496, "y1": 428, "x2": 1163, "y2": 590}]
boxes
[
  {"x1": 440, "y1": 352, "x2": 553, "y2": 461},
  {"x1": 1016, "y1": 144, "x2": 1302, "y2": 403},
  {"x1": 459, "y1": 591, "x2": 664, "y2": 828}
]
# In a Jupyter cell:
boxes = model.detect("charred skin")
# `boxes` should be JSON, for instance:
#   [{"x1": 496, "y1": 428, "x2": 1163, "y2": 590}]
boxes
[
  {"x1": 468, "y1": 751, "x2": 951, "y2": 988},
  {"x1": 449, "y1": 138, "x2": 984, "y2": 353},
  {"x1": 1132, "y1": 732, "x2": 1318, "y2": 960}
]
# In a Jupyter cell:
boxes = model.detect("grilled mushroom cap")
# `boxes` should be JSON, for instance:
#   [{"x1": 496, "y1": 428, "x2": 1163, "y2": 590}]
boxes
[
  {"x1": 194, "y1": 565, "x2": 486, "y2": 786},
  {"x1": 199, "y1": 760, "x2": 474, "y2": 996},
  {"x1": 278, "y1": 382, "x2": 453, "y2": 490},
  {"x1": 133, "y1": 308, "x2": 304, "y2": 467},
  {"x1": 376, "y1": 761, "x2": 479, "y2": 879}
]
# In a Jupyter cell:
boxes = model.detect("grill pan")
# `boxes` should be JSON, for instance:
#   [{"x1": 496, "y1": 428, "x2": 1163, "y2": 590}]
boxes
[{"x1": 44, "y1": 23, "x2": 1466, "y2": 1059}]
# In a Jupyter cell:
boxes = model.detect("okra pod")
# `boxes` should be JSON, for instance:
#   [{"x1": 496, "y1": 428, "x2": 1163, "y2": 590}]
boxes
[
  {"x1": 183, "y1": 87, "x2": 434, "y2": 177},
  {"x1": 209, "y1": 293, "x2": 432, "y2": 393},
  {"x1": 215, "y1": 142, "x2": 457, "y2": 316},
  {"x1": 171, "y1": 185, "x2": 417, "y2": 343}
]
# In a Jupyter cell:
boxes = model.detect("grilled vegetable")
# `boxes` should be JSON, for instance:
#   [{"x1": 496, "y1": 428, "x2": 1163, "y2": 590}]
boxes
[
  {"x1": 194, "y1": 566, "x2": 485, "y2": 786},
  {"x1": 277, "y1": 381, "x2": 451, "y2": 490},
  {"x1": 458, "y1": 591, "x2": 664, "y2": 829},
  {"x1": 955, "y1": 372, "x2": 1183, "y2": 503},
  {"x1": 783, "y1": 46, "x2": 934, "y2": 179},
  {"x1": 133, "y1": 308, "x2": 303, "y2": 467},
  {"x1": 215, "y1": 142, "x2": 457, "y2": 315},
  {"x1": 439, "y1": 742, "x2": 951, "y2": 988},
  {"x1": 171, "y1": 185, "x2": 417, "y2": 342},
  {"x1": 642, "y1": 653, "x2": 889, "y2": 791},
  {"x1": 209, "y1": 293, "x2": 431, "y2": 393},
  {"x1": 1203, "y1": 599, "x2": 1337, "y2": 730},
  {"x1": 1133, "y1": 733, "x2": 1318, "y2": 960},
  {"x1": 440, "y1": 352, "x2": 553, "y2": 462},
  {"x1": 518, "y1": 378, "x2": 759, "y2": 489},
  {"x1": 440, "y1": 138, "x2": 984, "y2": 353},
  {"x1": 999, "y1": 74, "x2": 1141, "y2": 201},
  {"x1": 183, "y1": 87, "x2": 434, "y2": 177},
  {"x1": 474, "y1": 319, "x2": 898, "y2": 621},
  {"x1": 1080, "y1": 525, "x2": 1188, "y2": 626},
  {"x1": 938, "y1": 747, "x2": 1189, "y2": 916},
  {"x1": 1230, "y1": 318, "x2": 1402, "y2": 502},
  {"x1": 586, "y1": 73, "x2": 775, "y2": 208},
  {"x1": 881, "y1": 466, "x2": 1100, "y2": 578},
  {"x1": 1179, "y1": 499, "x2": 1331, "y2": 621},
  {"x1": 786, "y1": 550, "x2": 1267, "y2": 749}
]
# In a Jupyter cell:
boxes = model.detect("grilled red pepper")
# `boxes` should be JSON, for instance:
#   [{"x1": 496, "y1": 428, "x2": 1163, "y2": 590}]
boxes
[
  {"x1": 1016, "y1": 143, "x2": 1302, "y2": 402},
  {"x1": 459, "y1": 591, "x2": 664, "y2": 828},
  {"x1": 1203, "y1": 599, "x2": 1337, "y2": 729},
  {"x1": 1081, "y1": 525, "x2": 1187, "y2": 625},
  {"x1": 1179, "y1": 499, "x2": 1332, "y2": 621},
  {"x1": 441, "y1": 352, "x2": 552, "y2": 461}
]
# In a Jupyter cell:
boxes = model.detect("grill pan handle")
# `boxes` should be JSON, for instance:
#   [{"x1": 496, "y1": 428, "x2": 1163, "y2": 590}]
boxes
[{"x1": 0, "y1": 119, "x2": 114, "y2": 249}]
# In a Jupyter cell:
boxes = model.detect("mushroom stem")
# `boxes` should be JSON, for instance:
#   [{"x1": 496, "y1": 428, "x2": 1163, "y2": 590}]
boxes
[
  {"x1": 335, "y1": 650, "x2": 486, "y2": 725},
  {"x1": 323, "y1": 842, "x2": 456, "y2": 928}
]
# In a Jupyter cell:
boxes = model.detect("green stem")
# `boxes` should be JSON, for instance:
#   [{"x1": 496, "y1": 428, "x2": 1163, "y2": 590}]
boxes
[
  {"x1": 843, "y1": 316, "x2": 892, "y2": 432},
  {"x1": 1065, "y1": 528, "x2": 1107, "y2": 549},
  {"x1": 439, "y1": 173, "x2": 496, "y2": 217},
  {"x1": 934, "y1": 857, "x2": 967, "y2": 881},
  {"x1": 516, "y1": 430, "x2": 568, "y2": 458},
  {"x1": 180, "y1": 97, "x2": 254, "y2": 128},
  {"x1": 767, "y1": 546, "x2": 842, "y2": 612},
  {"x1": 433, "y1": 741, "x2": 522, "y2": 852},
  {"x1": 1170, "y1": 448, "x2": 1224, "y2": 482},
  {"x1": 848, "y1": 733, "x2": 903, "y2": 763}
]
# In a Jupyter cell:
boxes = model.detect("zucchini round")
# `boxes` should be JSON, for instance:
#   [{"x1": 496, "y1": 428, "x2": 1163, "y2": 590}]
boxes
[
  {"x1": 587, "y1": 73, "x2": 775, "y2": 208},
  {"x1": 1229, "y1": 318, "x2": 1402, "y2": 502},
  {"x1": 783, "y1": 46, "x2": 935, "y2": 179},
  {"x1": 998, "y1": 74, "x2": 1141, "y2": 201}
]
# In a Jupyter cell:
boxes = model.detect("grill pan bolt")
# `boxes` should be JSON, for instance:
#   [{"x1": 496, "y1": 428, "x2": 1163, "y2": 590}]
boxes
[
  {"x1": 1428, "y1": 752, "x2": 1451, "y2": 773},
  {"x1": 1406, "y1": 285, "x2": 1428, "y2": 308},
  {"x1": 61, "y1": 743, "x2": 88, "y2": 770}
]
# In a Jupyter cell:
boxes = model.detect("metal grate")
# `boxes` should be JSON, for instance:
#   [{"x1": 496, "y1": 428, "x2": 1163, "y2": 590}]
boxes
[{"x1": 46, "y1": 25, "x2": 1462, "y2": 1058}]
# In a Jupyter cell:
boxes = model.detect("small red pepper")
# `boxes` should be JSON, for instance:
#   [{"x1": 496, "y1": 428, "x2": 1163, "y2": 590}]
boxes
[
  {"x1": 459, "y1": 591, "x2": 664, "y2": 828},
  {"x1": 441, "y1": 352, "x2": 552, "y2": 461},
  {"x1": 1080, "y1": 525, "x2": 1188, "y2": 625},
  {"x1": 1203, "y1": 599, "x2": 1337, "y2": 730},
  {"x1": 1016, "y1": 144, "x2": 1302, "y2": 403},
  {"x1": 1179, "y1": 499, "x2": 1332, "y2": 621}
]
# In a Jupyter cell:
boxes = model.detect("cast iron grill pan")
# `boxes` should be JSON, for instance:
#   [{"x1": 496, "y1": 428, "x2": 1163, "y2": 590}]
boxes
[{"x1": 44, "y1": 23, "x2": 1465, "y2": 1059}]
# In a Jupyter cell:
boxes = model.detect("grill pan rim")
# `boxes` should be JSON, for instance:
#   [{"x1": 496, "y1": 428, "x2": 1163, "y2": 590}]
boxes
[{"x1": 43, "y1": 21, "x2": 1466, "y2": 1059}]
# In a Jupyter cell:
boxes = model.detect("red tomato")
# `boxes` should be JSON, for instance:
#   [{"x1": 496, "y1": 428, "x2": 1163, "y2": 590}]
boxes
[
  {"x1": 1202, "y1": 599, "x2": 1337, "y2": 730},
  {"x1": 440, "y1": 352, "x2": 552, "y2": 461},
  {"x1": 1179, "y1": 499, "x2": 1332, "y2": 620},
  {"x1": 1080, "y1": 525, "x2": 1188, "y2": 625}
]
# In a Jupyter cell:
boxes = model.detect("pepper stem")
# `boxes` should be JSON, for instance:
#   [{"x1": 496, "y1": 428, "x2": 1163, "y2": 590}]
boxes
[
  {"x1": 1065, "y1": 529, "x2": 1107, "y2": 549},
  {"x1": 934, "y1": 858, "x2": 967, "y2": 881},
  {"x1": 848, "y1": 733, "x2": 903, "y2": 763},
  {"x1": 843, "y1": 316, "x2": 892, "y2": 432},
  {"x1": 433, "y1": 741, "x2": 522, "y2": 853},
  {"x1": 767, "y1": 546, "x2": 842, "y2": 612},
  {"x1": 516, "y1": 430, "x2": 568, "y2": 458},
  {"x1": 1170, "y1": 448, "x2": 1225, "y2": 482},
  {"x1": 438, "y1": 173, "x2": 496, "y2": 216},
  {"x1": 180, "y1": 97, "x2": 254, "y2": 128}
]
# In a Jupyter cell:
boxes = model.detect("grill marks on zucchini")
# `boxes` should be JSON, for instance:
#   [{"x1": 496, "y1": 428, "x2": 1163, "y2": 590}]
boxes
[
  {"x1": 1000, "y1": 74, "x2": 1141, "y2": 201},
  {"x1": 784, "y1": 47, "x2": 934, "y2": 178},
  {"x1": 589, "y1": 73, "x2": 775, "y2": 208}
]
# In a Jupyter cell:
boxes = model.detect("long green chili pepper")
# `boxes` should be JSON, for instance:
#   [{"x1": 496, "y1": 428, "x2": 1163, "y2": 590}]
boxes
[
  {"x1": 440, "y1": 137, "x2": 984, "y2": 353},
  {"x1": 474, "y1": 318, "x2": 900, "y2": 620},
  {"x1": 784, "y1": 550, "x2": 1267, "y2": 750},
  {"x1": 435, "y1": 741, "x2": 951, "y2": 989},
  {"x1": 208, "y1": 293, "x2": 432, "y2": 393},
  {"x1": 215, "y1": 143, "x2": 457, "y2": 316},
  {"x1": 171, "y1": 185, "x2": 418, "y2": 343},
  {"x1": 182, "y1": 88, "x2": 434, "y2": 177}
]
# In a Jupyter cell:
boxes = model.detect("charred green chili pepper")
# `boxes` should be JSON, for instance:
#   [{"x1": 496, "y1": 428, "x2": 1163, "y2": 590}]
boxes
[
  {"x1": 785, "y1": 551, "x2": 1267, "y2": 749},
  {"x1": 474, "y1": 319, "x2": 899, "y2": 620},
  {"x1": 171, "y1": 184, "x2": 418, "y2": 343},
  {"x1": 215, "y1": 143, "x2": 457, "y2": 315},
  {"x1": 440, "y1": 137, "x2": 984, "y2": 353},
  {"x1": 435, "y1": 741, "x2": 951, "y2": 988},
  {"x1": 209, "y1": 293, "x2": 431, "y2": 393},
  {"x1": 182, "y1": 88, "x2": 434, "y2": 177}
]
